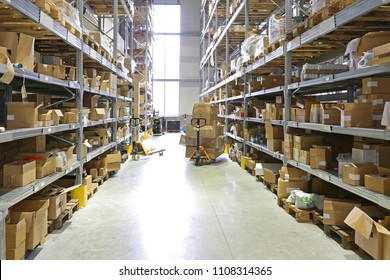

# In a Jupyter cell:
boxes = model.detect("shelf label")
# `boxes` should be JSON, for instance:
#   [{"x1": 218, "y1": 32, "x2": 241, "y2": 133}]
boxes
[
  {"x1": 68, "y1": 33, "x2": 77, "y2": 47},
  {"x1": 40, "y1": 11, "x2": 53, "y2": 30}
]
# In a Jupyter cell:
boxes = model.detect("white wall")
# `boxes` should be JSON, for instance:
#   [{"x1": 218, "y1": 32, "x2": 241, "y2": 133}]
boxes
[{"x1": 179, "y1": 0, "x2": 201, "y2": 116}]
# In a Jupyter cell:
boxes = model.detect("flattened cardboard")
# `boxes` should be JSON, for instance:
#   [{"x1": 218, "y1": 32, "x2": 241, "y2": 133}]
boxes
[{"x1": 16, "y1": 33, "x2": 35, "y2": 72}]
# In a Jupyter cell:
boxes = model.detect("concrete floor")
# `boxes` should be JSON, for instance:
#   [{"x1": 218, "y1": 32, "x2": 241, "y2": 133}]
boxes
[{"x1": 29, "y1": 133, "x2": 364, "y2": 260}]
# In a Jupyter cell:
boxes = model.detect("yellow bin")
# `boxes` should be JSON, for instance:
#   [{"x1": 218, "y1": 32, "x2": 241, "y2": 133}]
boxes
[
  {"x1": 71, "y1": 185, "x2": 88, "y2": 208},
  {"x1": 241, "y1": 156, "x2": 247, "y2": 170},
  {"x1": 143, "y1": 131, "x2": 149, "y2": 139},
  {"x1": 224, "y1": 144, "x2": 231, "y2": 154}
]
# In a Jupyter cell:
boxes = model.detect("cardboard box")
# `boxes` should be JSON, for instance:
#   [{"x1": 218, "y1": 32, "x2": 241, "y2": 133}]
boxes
[
  {"x1": 36, "y1": 187, "x2": 67, "y2": 220},
  {"x1": 255, "y1": 163, "x2": 282, "y2": 177},
  {"x1": 6, "y1": 218, "x2": 26, "y2": 249},
  {"x1": 90, "y1": 108, "x2": 106, "y2": 120},
  {"x1": 310, "y1": 146, "x2": 332, "y2": 170},
  {"x1": 52, "y1": 65, "x2": 66, "y2": 80},
  {"x1": 106, "y1": 151, "x2": 121, "y2": 172},
  {"x1": 345, "y1": 207, "x2": 390, "y2": 260},
  {"x1": 263, "y1": 168, "x2": 280, "y2": 184},
  {"x1": 323, "y1": 198, "x2": 361, "y2": 227},
  {"x1": 14, "y1": 153, "x2": 56, "y2": 179},
  {"x1": 62, "y1": 112, "x2": 77, "y2": 124},
  {"x1": 342, "y1": 162, "x2": 378, "y2": 186},
  {"x1": 362, "y1": 77, "x2": 390, "y2": 95},
  {"x1": 35, "y1": 64, "x2": 54, "y2": 76},
  {"x1": 340, "y1": 103, "x2": 373, "y2": 127},
  {"x1": 267, "y1": 139, "x2": 282, "y2": 152},
  {"x1": 279, "y1": 166, "x2": 309, "y2": 180},
  {"x1": 0, "y1": 32, "x2": 18, "y2": 62},
  {"x1": 65, "y1": 66, "x2": 76, "y2": 80},
  {"x1": 364, "y1": 167, "x2": 390, "y2": 195},
  {"x1": 293, "y1": 135, "x2": 322, "y2": 150},
  {"x1": 321, "y1": 106, "x2": 341, "y2": 125},
  {"x1": 7, "y1": 102, "x2": 42, "y2": 129},
  {"x1": 16, "y1": 33, "x2": 35, "y2": 72},
  {"x1": 265, "y1": 122, "x2": 283, "y2": 139},
  {"x1": 299, "y1": 149, "x2": 310, "y2": 165},
  {"x1": 192, "y1": 103, "x2": 218, "y2": 126},
  {"x1": 185, "y1": 125, "x2": 224, "y2": 139},
  {"x1": 84, "y1": 68, "x2": 97, "y2": 78},
  {"x1": 20, "y1": 136, "x2": 46, "y2": 153},
  {"x1": 6, "y1": 240, "x2": 25, "y2": 260},
  {"x1": 9, "y1": 199, "x2": 49, "y2": 250},
  {"x1": 3, "y1": 160, "x2": 36, "y2": 187},
  {"x1": 277, "y1": 178, "x2": 310, "y2": 199},
  {"x1": 84, "y1": 94, "x2": 100, "y2": 108}
]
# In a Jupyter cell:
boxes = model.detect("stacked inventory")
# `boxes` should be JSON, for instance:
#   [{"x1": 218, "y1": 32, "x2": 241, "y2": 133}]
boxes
[
  {"x1": 185, "y1": 103, "x2": 225, "y2": 159},
  {"x1": 200, "y1": 0, "x2": 390, "y2": 259},
  {"x1": 0, "y1": 0, "x2": 134, "y2": 259}
]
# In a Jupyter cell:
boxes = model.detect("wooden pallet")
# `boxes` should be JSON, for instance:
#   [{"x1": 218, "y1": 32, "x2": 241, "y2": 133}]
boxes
[
  {"x1": 324, "y1": 225, "x2": 357, "y2": 250},
  {"x1": 277, "y1": 198, "x2": 312, "y2": 223},
  {"x1": 32, "y1": 0, "x2": 51, "y2": 14},
  {"x1": 244, "y1": 166, "x2": 255, "y2": 176},
  {"x1": 87, "y1": 183, "x2": 99, "y2": 199},
  {"x1": 263, "y1": 181, "x2": 278, "y2": 194},
  {"x1": 311, "y1": 210, "x2": 324, "y2": 226},
  {"x1": 66, "y1": 199, "x2": 80, "y2": 219},
  {"x1": 92, "y1": 176, "x2": 105, "y2": 186}
]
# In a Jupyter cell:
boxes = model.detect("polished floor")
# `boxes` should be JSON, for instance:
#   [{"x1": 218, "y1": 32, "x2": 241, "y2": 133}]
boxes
[{"x1": 30, "y1": 133, "x2": 364, "y2": 260}]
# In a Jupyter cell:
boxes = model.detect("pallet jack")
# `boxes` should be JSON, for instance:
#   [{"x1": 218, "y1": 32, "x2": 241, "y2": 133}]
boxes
[
  {"x1": 189, "y1": 117, "x2": 211, "y2": 166},
  {"x1": 128, "y1": 117, "x2": 165, "y2": 161}
]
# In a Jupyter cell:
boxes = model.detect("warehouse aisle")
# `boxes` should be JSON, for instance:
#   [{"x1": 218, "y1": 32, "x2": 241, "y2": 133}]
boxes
[{"x1": 29, "y1": 133, "x2": 364, "y2": 260}]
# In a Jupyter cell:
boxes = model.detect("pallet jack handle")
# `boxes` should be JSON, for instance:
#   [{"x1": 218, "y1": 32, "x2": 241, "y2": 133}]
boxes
[{"x1": 191, "y1": 118, "x2": 207, "y2": 166}]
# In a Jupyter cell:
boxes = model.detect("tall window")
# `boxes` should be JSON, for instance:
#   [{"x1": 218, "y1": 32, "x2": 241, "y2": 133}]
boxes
[{"x1": 153, "y1": 4, "x2": 180, "y2": 116}]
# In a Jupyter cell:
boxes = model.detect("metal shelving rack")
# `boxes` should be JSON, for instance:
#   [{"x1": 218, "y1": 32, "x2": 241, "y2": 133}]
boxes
[
  {"x1": 133, "y1": 0, "x2": 154, "y2": 135},
  {"x1": 200, "y1": 0, "x2": 390, "y2": 212},
  {"x1": 0, "y1": 0, "x2": 134, "y2": 259}
]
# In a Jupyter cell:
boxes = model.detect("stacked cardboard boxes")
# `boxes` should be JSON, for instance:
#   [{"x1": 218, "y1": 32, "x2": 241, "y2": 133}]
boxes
[
  {"x1": 265, "y1": 122, "x2": 283, "y2": 152},
  {"x1": 6, "y1": 218, "x2": 26, "y2": 260},
  {"x1": 185, "y1": 104, "x2": 225, "y2": 159},
  {"x1": 293, "y1": 134, "x2": 322, "y2": 165},
  {"x1": 277, "y1": 167, "x2": 310, "y2": 199}
]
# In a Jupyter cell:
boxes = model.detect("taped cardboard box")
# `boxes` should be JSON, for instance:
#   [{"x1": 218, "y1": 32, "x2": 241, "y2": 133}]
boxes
[
  {"x1": 35, "y1": 64, "x2": 54, "y2": 76},
  {"x1": 16, "y1": 33, "x2": 35, "y2": 72},
  {"x1": 6, "y1": 240, "x2": 25, "y2": 260},
  {"x1": 52, "y1": 65, "x2": 66, "y2": 79},
  {"x1": 364, "y1": 167, "x2": 390, "y2": 195},
  {"x1": 321, "y1": 105, "x2": 341, "y2": 125},
  {"x1": 279, "y1": 166, "x2": 309, "y2": 180},
  {"x1": 293, "y1": 134, "x2": 322, "y2": 150},
  {"x1": 185, "y1": 125, "x2": 224, "y2": 139},
  {"x1": 0, "y1": 32, "x2": 18, "y2": 62},
  {"x1": 35, "y1": 187, "x2": 67, "y2": 220},
  {"x1": 6, "y1": 218, "x2": 26, "y2": 249},
  {"x1": 277, "y1": 178, "x2": 310, "y2": 199},
  {"x1": 339, "y1": 103, "x2": 373, "y2": 127},
  {"x1": 7, "y1": 102, "x2": 42, "y2": 129},
  {"x1": 106, "y1": 151, "x2": 121, "y2": 172},
  {"x1": 265, "y1": 122, "x2": 283, "y2": 139},
  {"x1": 342, "y1": 162, "x2": 377, "y2": 186},
  {"x1": 267, "y1": 139, "x2": 282, "y2": 152},
  {"x1": 362, "y1": 77, "x2": 390, "y2": 95},
  {"x1": 192, "y1": 103, "x2": 218, "y2": 126},
  {"x1": 14, "y1": 153, "x2": 56, "y2": 179},
  {"x1": 3, "y1": 160, "x2": 36, "y2": 187},
  {"x1": 310, "y1": 146, "x2": 332, "y2": 170},
  {"x1": 345, "y1": 206, "x2": 390, "y2": 260},
  {"x1": 9, "y1": 199, "x2": 49, "y2": 250},
  {"x1": 90, "y1": 108, "x2": 106, "y2": 121},
  {"x1": 323, "y1": 198, "x2": 361, "y2": 227}
]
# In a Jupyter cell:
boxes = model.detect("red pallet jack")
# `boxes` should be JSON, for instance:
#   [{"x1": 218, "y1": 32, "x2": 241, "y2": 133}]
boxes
[{"x1": 189, "y1": 117, "x2": 212, "y2": 166}]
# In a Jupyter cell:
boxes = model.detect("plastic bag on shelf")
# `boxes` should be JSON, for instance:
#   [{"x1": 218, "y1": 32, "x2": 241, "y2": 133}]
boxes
[
  {"x1": 241, "y1": 34, "x2": 261, "y2": 62},
  {"x1": 52, "y1": 0, "x2": 82, "y2": 32},
  {"x1": 310, "y1": 0, "x2": 333, "y2": 15},
  {"x1": 268, "y1": 15, "x2": 285, "y2": 45}
]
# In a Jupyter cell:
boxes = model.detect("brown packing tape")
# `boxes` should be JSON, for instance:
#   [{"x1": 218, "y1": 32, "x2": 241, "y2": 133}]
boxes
[{"x1": 0, "y1": 47, "x2": 15, "y2": 84}]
